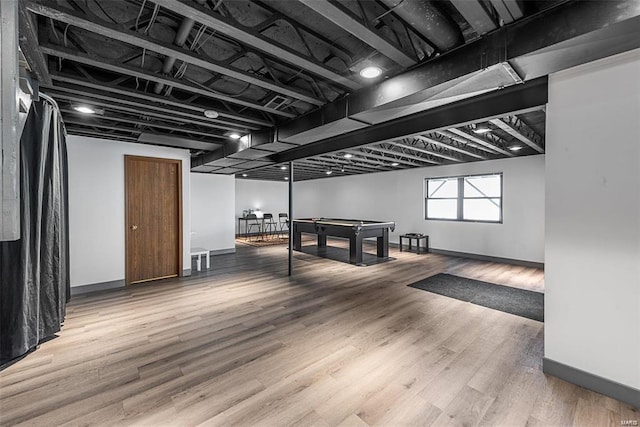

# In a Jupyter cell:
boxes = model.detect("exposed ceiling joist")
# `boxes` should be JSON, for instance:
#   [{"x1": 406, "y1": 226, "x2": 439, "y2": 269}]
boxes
[
  {"x1": 415, "y1": 135, "x2": 487, "y2": 160},
  {"x1": 26, "y1": 1, "x2": 324, "y2": 106},
  {"x1": 331, "y1": 152, "x2": 389, "y2": 168},
  {"x1": 489, "y1": 0, "x2": 523, "y2": 24},
  {"x1": 151, "y1": 0, "x2": 361, "y2": 92},
  {"x1": 137, "y1": 133, "x2": 222, "y2": 151},
  {"x1": 449, "y1": 0, "x2": 497, "y2": 35},
  {"x1": 283, "y1": 164, "x2": 329, "y2": 174},
  {"x1": 18, "y1": 2, "x2": 50, "y2": 86},
  {"x1": 352, "y1": 149, "x2": 419, "y2": 167},
  {"x1": 489, "y1": 117, "x2": 544, "y2": 153},
  {"x1": 444, "y1": 128, "x2": 514, "y2": 157},
  {"x1": 56, "y1": 101, "x2": 226, "y2": 140},
  {"x1": 365, "y1": 145, "x2": 441, "y2": 165},
  {"x1": 45, "y1": 85, "x2": 250, "y2": 133},
  {"x1": 50, "y1": 73, "x2": 272, "y2": 127},
  {"x1": 66, "y1": 128, "x2": 139, "y2": 142},
  {"x1": 297, "y1": 0, "x2": 417, "y2": 68},
  {"x1": 311, "y1": 157, "x2": 382, "y2": 173},
  {"x1": 63, "y1": 119, "x2": 141, "y2": 134},
  {"x1": 60, "y1": 108, "x2": 223, "y2": 141},
  {"x1": 40, "y1": 45, "x2": 295, "y2": 118},
  {"x1": 388, "y1": 141, "x2": 462, "y2": 163},
  {"x1": 435, "y1": 130, "x2": 497, "y2": 155}
]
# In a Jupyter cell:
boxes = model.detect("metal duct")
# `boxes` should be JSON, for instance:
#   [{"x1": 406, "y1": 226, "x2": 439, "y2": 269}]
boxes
[
  {"x1": 153, "y1": 0, "x2": 206, "y2": 94},
  {"x1": 379, "y1": 0, "x2": 463, "y2": 51}
]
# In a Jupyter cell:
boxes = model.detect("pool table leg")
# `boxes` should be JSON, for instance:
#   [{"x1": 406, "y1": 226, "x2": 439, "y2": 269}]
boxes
[
  {"x1": 317, "y1": 233, "x2": 327, "y2": 247},
  {"x1": 293, "y1": 229, "x2": 302, "y2": 251},
  {"x1": 350, "y1": 235, "x2": 364, "y2": 265},
  {"x1": 377, "y1": 229, "x2": 389, "y2": 258}
]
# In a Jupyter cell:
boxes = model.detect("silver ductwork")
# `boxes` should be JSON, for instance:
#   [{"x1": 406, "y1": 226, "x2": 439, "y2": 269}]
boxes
[{"x1": 379, "y1": 0, "x2": 463, "y2": 51}]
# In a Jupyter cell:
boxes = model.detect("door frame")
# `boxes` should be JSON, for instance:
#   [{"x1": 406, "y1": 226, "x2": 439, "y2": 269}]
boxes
[{"x1": 124, "y1": 155, "x2": 183, "y2": 285}]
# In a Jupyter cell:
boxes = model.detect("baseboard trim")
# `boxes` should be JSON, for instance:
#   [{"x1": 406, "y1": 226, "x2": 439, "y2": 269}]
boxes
[
  {"x1": 70, "y1": 250, "x2": 236, "y2": 296},
  {"x1": 428, "y1": 248, "x2": 544, "y2": 269},
  {"x1": 70, "y1": 279, "x2": 125, "y2": 296},
  {"x1": 210, "y1": 248, "x2": 236, "y2": 255},
  {"x1": 543, "y1": 358, "x2": 640, "y2": 408}
]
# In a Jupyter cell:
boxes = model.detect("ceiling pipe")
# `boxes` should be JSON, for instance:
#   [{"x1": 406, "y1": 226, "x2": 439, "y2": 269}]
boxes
[
  {"x1": 378, "y1": 0, "x2": 463, "y2": 51},
  {"x1": 154, "y1": 0, "x2": 207, "y2": 95}
]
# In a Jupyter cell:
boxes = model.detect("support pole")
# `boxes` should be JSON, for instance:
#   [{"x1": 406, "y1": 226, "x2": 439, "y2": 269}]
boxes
[{"x1": 288, "y1": 161, "x2": 294, "y2": 276}]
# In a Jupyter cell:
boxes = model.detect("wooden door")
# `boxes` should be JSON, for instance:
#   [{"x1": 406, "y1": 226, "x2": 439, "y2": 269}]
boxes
[{"x1": 125, "y1": 156, "x2": 182, "y2": 285}]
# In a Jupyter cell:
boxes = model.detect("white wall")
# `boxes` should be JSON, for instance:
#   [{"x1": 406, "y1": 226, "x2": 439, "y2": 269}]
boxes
[
  {"x1": 67, "y1": 136, "x2": 191, "y2": 287},
  {"x1": 294, "y1": 155, "x2": 545, "y2": 263},
  {"x1": 545, "y1": 50, "x2": 640, "y2": 389},
  {"x1": 235, "y1": 179, "x2": 288, "y2": 233},
  {"x1": 190, "y1": 173, "x2": 235, "y2": 251}
]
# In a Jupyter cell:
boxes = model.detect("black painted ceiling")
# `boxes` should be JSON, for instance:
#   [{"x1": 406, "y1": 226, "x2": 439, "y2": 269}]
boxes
[{"x1": 20, "y1": 0, "x2": 640, "y2": 180}]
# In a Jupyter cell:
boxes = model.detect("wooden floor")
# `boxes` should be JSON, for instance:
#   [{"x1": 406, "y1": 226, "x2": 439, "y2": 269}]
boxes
[{"x1": 1, "y1": 240, "x2": 637, "y2": 426}]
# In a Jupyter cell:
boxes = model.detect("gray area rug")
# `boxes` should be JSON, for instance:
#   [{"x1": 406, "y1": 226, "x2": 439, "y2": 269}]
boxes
[{"x1": 408, "y1": 273, "x2": 544, "y2": 322}]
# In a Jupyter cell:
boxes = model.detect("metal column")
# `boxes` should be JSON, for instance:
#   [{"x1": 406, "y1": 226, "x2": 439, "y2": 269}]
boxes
[{"x1": 288, "y1": 161, "x2": 294, "y2": 276}]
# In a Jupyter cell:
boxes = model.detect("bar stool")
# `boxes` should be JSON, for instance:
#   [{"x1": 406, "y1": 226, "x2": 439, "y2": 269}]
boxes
[
  {"x1": 262, "y1": 213, "x2": 278, "y2": 240},
  {"x1": 246, "y1": 213, "x2": 262, "y2": 241},
  {"x1": 278, "y1": 213, "x2": 289, "y2": 238}
]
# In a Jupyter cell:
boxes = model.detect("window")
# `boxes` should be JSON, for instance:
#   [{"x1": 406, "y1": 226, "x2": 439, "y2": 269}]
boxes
[{"x1": 425, "y1": 173, "x2": 502, "y2": 222}]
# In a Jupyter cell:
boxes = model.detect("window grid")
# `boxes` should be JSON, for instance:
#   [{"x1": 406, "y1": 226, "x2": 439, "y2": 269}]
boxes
[{"x1": 424, "y1": 173, "x2": 503, "y2": 223}]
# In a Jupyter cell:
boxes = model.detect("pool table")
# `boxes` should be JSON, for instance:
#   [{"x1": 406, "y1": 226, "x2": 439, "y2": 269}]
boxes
[{"x1": 292, "y1": 218, "x2": 396, "y2": 266}]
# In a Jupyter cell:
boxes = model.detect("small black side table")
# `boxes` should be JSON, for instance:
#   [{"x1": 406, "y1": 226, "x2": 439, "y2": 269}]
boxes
[{"x1": 399, "y1": 234, "x2": 429, "y2": 254}]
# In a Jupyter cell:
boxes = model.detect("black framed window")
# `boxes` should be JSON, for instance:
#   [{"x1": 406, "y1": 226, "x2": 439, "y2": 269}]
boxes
[{"x1": 425, "y1": 173, "x2": 502, "y2": 223}]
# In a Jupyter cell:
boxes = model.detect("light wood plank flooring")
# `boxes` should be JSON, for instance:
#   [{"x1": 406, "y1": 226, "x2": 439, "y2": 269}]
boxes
[{"x1": 0, "y1": 240, "x2": 636, "y2": 426}]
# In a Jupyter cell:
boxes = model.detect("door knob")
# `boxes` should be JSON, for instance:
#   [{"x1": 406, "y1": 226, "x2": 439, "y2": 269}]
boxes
[{"x1": 131, "y1": 225, "x2": 138, "y2": 230}]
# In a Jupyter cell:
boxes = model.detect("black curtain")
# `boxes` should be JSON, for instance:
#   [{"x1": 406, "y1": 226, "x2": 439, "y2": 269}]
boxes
[{"x1": 0, "y1": 99, "x2": 70, "y2": 366}]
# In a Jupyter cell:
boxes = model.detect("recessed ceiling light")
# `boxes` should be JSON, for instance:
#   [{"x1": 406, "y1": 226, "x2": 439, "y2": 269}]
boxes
[
  {"x1": 203, "y1": 110, "x2": 219, "y2": 119},
  {"x1": 73, "y1": 106, "x2": 95, "y2": 114},
  {"x1": 391, "y1": 162, "x2": 399, "y2": 166},
  {"x1": 229, "y1": 133, "x2": 241, "y2": 139},
  {"x1": 242, "y1": 173, "x2": 248, "y2": 177},
  {"x1": 472, "y1": 127, "x2": 491, "y2": 134},
  {"x1": 509, "y1": 145, "x2": 523, "y2": 151},
  {"x1": 343, "y1": 153, "x2": 353, "y2": 158},
  {"x1": 284, "y1": 177, "x2": 289, "y2": 180},
  {"x1": 360, "y1": 66, "x2": 382, "y2": 79},
  {"x1": 325, "y1": 170, "x2": 333, "y2": 175},
  {"x1": 280, "y1": 166, "x2": 287, "y2": 170}
]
